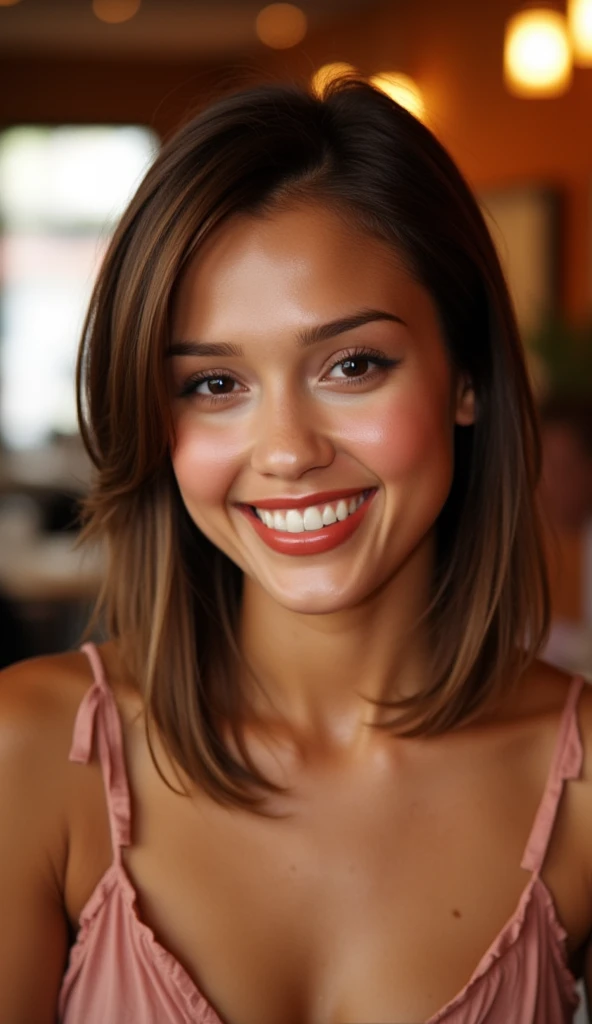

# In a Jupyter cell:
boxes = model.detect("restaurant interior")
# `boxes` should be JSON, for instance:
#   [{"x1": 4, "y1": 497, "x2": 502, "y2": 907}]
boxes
[
  {"x1": 3, "y1": 0, "x2": 591, "y2": 665},
  {"x1": 1, "y1": 0, "x2": 591, "y2": 658},
  {"x1": 0, "y1": 0, "x2": 591, "y2": 1019}
]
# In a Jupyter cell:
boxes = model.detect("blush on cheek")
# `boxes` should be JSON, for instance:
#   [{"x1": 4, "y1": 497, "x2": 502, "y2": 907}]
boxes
[
  {"x1": 339, "y1": 395, "x2": 452, "y2": 483},
  {"x1": 171, "y1": 427, "x2": 243, "y2": 514}
]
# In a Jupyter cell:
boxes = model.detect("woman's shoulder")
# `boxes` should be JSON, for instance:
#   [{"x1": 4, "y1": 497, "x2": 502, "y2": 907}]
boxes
[
  {"x1": 496, "y1": 656, "x2": 590, "y2": 725},
  {"x1": 521, "y1": 658, "x2": 592, "y2": 868},
  {"x1": 0, "y1": 638, "x2": 131, "y2": 718},
  {"x1": 0, "y1": 650, "x2": 97, "y2": 826},
  {"x1": 0, "y1": 641, "x2": 141, "y2": 780},
  {"x1": 478, "y1": 656, "x2": 592, "y2": 781},
  {"x1": 0, "y1": 651, "x2": 100, "y2": 917},
  {"x1": 0, "y1": 648, "x2": 93, "y2": 737},
  {"x1": 0, "y1": 641, "x2": 139, "y2": 774}
]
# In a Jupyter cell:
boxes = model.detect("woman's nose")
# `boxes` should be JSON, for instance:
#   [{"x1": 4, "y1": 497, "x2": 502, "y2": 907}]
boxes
[{"x1": 249, "y1": 392, "x2": 335, "y2": 480}]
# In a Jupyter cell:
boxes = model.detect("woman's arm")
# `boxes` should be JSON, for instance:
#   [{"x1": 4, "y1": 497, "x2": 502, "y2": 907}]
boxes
[{"x1": 0, "y1": 659, "x2": 71, "y2": 1023}]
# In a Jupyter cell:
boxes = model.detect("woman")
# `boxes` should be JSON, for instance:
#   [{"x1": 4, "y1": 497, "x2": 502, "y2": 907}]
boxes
[{"x1": 0, "y1": 79, "x2": 591, "y2": 1024}]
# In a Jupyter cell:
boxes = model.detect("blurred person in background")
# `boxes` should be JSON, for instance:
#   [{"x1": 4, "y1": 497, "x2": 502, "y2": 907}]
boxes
[{"x1": 539, "y1": 398, "x2": 592, "y2": 677}]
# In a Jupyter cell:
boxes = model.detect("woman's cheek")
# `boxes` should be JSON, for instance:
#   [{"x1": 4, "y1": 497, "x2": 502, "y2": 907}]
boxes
[
  {"x1": 337, "y1": 391, "x2": 453, "y2": 482},
  {"x1": 171, "y1": 420, "x2": 245, "y2": 511}
]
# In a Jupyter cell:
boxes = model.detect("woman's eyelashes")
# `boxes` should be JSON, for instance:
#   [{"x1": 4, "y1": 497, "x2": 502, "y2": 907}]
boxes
[{"x1": 176, "y1": 347, "x2": 402, "y2": 406}]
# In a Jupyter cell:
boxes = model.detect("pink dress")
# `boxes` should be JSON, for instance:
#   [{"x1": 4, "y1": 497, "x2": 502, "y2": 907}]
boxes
[{"x1": 58, "y1": 643, "x2": 584, "y2": 1022}]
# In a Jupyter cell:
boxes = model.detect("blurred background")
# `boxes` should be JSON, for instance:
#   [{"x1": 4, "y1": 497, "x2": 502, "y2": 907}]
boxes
[
  {"x1": 0, "y1": 0, "x2": 591, "y2": 685},
  {"x1": 0, "y1": 5, "x2": 591, "y2": 1016}
]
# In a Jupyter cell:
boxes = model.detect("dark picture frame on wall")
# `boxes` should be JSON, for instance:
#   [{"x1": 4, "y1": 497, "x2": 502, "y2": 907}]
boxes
[{"x1": 477, "y1": 185, "x2": 560, "y2": 339}]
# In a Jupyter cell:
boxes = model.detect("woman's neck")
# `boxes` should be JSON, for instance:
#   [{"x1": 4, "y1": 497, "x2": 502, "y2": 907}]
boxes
[{"x1": 236, "y1": 543, "x2": 434, "y2": 754}]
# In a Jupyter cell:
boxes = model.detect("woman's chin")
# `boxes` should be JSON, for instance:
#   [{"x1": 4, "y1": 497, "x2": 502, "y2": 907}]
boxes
[{"x1": 251, "y1": 573, "x2": 370, "y2": 617}]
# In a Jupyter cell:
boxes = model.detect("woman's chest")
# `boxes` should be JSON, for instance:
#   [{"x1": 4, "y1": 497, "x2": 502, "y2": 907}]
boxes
[{"x1": 102, "y1": 737, "x2": 589, "y2": 1024}]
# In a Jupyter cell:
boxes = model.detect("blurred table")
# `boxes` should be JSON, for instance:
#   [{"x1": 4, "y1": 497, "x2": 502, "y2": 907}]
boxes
[
  {"x1": 0, "y1": 439, "x2": 92, "y2": 497},
  {"x1": 0, "y1": 440, "x2": 103, "y2": 655},
  {"x1": 0, "y1": 532, "x2": 104, "y2": 603}
]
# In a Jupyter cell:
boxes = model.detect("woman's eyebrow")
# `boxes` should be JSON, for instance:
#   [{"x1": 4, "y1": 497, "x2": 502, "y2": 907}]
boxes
[{"x1": 167, "y1": 308, "x2": 406, "y2": 358}]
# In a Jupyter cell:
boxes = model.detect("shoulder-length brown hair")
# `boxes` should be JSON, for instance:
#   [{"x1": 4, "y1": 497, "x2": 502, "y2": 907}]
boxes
[{"x1": 78, "y1": 78, "x2": 550, "y2": 810}]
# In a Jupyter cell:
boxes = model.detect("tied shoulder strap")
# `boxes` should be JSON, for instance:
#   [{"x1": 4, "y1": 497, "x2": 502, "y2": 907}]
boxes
[
  {"x1": 520, "y1": 675, "x2": 586, "y2": 874},
  {"x1": 69, "y1": 642, "x2": 132, "y2": 857}
]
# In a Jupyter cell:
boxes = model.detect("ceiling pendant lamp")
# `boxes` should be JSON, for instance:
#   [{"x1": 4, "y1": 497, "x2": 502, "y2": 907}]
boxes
[
  {"x1": 504, "y1": 7, "x2": 572, "y2": 97},
  {"x1": 568, "y1": 0, "x2": 592, "y2": 65}
]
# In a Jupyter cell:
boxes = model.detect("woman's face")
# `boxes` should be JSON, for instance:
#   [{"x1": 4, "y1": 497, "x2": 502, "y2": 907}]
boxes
[{"x1": 169, "y1": 204, "x2": 474, "y2": 614}]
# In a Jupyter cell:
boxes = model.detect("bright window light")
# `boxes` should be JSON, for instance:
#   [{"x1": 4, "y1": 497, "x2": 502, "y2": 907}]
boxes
[{"x1": 0, "y1": 125, "x2": 158, "y2": 449}]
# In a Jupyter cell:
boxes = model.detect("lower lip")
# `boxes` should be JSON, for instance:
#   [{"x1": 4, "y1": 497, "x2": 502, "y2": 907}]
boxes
[{"x1": 236, "y1": 490, "x2": 377, "y2": 556}]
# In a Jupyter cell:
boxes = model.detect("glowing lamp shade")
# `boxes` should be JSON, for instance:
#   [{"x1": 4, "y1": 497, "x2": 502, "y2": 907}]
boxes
[
  {"x1": 0, "y1": 0, "x2": 23, "y2": 7},
  {"x1": 92, "y1": 0, "x2": 141, "y2": 23},
  {"x1": 311, "y1": 62, "x2": 356, "y2": 97},
  {"x1": 568, "y1": 0, "x2": 592, "y2": 65},
  {"x1": 370, "y1": 73, "x2": 425, "y2": 120},
  {"x1": 256, "y1": 4, "x2": 307, "y2": 49},
  {"x1": 504, "y1": 9, "x2": 572, "y2": 97}
]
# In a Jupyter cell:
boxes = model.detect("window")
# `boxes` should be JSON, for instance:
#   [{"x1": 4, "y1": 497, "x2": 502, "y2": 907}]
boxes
[{"x1": 0, "y1": 125, "x2": 158, "y2": 449}]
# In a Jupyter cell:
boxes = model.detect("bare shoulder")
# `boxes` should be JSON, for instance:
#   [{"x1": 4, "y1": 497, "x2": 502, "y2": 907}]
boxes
[
  {"x1": 512, "y1": 656, "x2": 592, "y2": 761},
  {"x1": 0, "y1": 649, "x2": 98, "y2": 855},
  {"x1": 0, "y1": 650, "x2": 100, "y2": 1020},
  {"x1": 0, "y1": 648, "x2": 94, "y2": 752},
  {"x1": 523, "y1": 659, "x2": 592, "y2": 877},
  {"x1": 500, "y1": 656, "x2": 589, "y2": 722},
  {"x1": 525, "y1": 656, "x2": 592, "y2": 743}
]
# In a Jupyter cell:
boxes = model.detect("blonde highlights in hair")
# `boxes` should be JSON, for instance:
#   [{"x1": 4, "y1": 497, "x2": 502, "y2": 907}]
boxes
[{"x1": 78, "y1": 79, "x2": 550, "y2": 811}]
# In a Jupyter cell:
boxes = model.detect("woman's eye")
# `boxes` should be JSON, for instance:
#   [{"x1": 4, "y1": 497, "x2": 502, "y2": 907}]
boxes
[
  {"x1": 185, "y1": 374, "x2": 239, "y2": 398},
  {"x1": 326, "y1": 352, "x2": 397, "y2": 382},
  {"x1": 331, "y1": 357, "x2": 371, "y2": 378},
  {"x1": 179, "y1": 350, "x2": 398, "y2": 403},
  {"x1": 199, "y1": 376, "x2": 236, "y2": 395}
]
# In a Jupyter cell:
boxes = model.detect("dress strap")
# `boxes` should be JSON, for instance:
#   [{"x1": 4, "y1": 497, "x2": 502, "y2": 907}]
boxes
[
  {"x1": 69, "y1": 641, "x2": 131, "y2": 858},
  {"x1": 520, "y1": 674, "x2": 585, "y2": 873}
]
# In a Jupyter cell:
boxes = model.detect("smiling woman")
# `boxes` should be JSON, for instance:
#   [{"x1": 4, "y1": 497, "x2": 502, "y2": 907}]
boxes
[{"x1": 1, "y1": 79, "x2": 591, "y2": 1024}]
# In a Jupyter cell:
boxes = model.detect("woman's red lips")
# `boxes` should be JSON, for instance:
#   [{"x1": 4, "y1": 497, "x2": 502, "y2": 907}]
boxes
[{"x1": 237, "y1": 489, "x2": 377, "y2": 556}]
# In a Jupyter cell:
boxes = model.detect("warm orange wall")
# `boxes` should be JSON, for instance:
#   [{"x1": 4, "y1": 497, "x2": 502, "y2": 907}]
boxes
[
  {"x1": 266, "y1": 0, "x2": 592, "y2": 321},
  {"x1": 1, "y1": 0, "x2": 590, "y2": 317},
  {"x1": 0, "y1": 55, "x2": 223, "y2": 136}
]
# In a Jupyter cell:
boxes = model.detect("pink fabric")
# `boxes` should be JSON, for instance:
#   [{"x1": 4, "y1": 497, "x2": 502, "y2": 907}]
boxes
[{"x1": 58, "y1": 644, "x2": 583, "y2": 1023}]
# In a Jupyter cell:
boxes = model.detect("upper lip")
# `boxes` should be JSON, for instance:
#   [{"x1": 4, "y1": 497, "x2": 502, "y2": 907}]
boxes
[{"x1": 238, "y1": 487, "x2": 374, "y2": 510}]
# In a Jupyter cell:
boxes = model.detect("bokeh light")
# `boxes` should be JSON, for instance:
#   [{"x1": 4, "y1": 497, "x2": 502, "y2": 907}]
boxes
[
  {"x1": 568, "y1": 0, "x2": 592, "y2": 66},
  {"x1": 504, "y1": 9, "x2": 572, "y2": 97},
  {"x1": 92, "y1": 0, "x2": 141, "y2": 25},
  {"x1": 256, "y1": 3, "x2": 307, "y2": 49},
  {"x1": 370, "y1": 72, "x2": 425, "y2": 120}
]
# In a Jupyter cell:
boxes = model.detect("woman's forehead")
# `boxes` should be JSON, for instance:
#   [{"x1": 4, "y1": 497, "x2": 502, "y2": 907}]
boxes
[{"x1": 172, "y1": 205, "x2": 430, "y2": 342}]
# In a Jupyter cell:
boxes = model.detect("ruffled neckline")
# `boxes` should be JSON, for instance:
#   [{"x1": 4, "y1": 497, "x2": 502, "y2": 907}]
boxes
[{"x1": 64, "y1": 861, "x2": 579, "y2": 1024}]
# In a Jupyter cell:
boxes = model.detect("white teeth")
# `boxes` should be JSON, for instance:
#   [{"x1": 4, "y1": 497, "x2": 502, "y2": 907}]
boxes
[
  {"x1": 335, "y1": 500, "x2": 349, "y2": 521},
  {"x1": 285, "y1": 509, "x2": 305, "y2": 533},
  {"x1": 303, "y1": 506, "x2": 323, "y2": 531},
  {"x1": 272, "y1": 510, "x2": 287, "y2": 531},
  {"x1": 321, "y1": 504, "x2": 337, "y2": 526},
  {"x1": 254, "y1": 490, "x2": 370, "y2": 533}
]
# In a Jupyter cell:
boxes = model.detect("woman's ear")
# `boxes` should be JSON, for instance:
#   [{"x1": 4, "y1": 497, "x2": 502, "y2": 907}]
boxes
[{"x1": 454, "y1": 375, "x2": 476, "y2": 426}]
